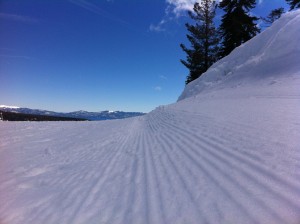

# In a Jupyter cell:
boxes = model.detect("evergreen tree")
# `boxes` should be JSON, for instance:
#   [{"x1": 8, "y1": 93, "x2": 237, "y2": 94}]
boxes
[
  {"x1": 286, "y1": 0, "x2": 300, "y2": 10},
  {"x1": 262, "y1": 7, "x2": 285, "y2": 26},
  {"x1": 219, "y1": 0, "x2": 260, "y2": 57},
  {"x1": 180, "y1": 1, "x2": 219, "y2": 85}
]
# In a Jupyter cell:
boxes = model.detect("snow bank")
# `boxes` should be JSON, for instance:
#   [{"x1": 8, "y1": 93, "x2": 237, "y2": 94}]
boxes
[{"x1": 178, "y1": 10, "x2": 300, "y2": 101}]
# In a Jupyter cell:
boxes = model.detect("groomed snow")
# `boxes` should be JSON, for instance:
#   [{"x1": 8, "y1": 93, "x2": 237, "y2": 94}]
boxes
[{"x1": 1, "y1": 10, "x2": 300, "y2": 224}]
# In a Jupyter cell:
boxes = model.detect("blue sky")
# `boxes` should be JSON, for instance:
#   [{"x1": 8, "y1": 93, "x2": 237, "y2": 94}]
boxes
[{"x1": 0, "y1": 0, "x2": 288, "y2": 112}]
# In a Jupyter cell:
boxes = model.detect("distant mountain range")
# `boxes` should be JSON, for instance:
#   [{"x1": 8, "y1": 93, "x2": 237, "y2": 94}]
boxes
[{"x1": 0, "y1": 105, "x2": 145, "y2": 121}]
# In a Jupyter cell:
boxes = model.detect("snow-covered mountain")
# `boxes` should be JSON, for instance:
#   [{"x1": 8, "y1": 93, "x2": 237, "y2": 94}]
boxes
[
  {"x1": 0, "y1": 105, "x2": 20, "y2": 109},
  {"x1": 0, "y1": 106, "x2": 145, "y2": 120},
  {"x1": 0, "y1": 11, "x2": 300, "y2": 224}
]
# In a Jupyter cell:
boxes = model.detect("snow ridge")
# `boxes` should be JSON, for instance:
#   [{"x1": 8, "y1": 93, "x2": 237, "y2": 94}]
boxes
[
  {"x1": 178, "y1": 10, "x2": 300, "y2": 101},
  {"x1": 0, "y1": 105, "x2": 20, "y2": 109}
]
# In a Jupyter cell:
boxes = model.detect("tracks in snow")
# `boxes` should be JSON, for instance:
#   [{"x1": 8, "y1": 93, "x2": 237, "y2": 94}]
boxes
[
  {"x1": 121, "y1": 106, "x2": 300, "y2": 224},
  {"x1": 1, "y1": 103, "x2": 300, "y2": 224}
]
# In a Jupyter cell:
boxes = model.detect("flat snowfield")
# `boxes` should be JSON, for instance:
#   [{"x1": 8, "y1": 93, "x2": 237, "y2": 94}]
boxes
[{"x1": 1, "y1": 85, "x2": 300, "y2": 223}]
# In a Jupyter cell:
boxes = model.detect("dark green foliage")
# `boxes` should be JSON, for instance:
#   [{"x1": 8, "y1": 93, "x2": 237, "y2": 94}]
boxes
[
  {"x1": 286, "y1": 0, "x2": 300, "y2": 10},
  {"x1": 219, "y1": 0, "x2": 260, "y2": 57},
  {"x1": 262, "y1": 7, "x2": 285, "y2": 26},
  {"x1": 180, "y1": 0, "x2": 219, "y2": 85}
]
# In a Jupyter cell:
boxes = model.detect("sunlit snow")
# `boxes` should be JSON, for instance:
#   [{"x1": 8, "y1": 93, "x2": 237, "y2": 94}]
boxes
[
  {"x1": 0, "y1": 105, "x2": 20, "y2": 109},
  {"x1": 1, "y1": 10, "x2": 300, "y2": 224}
]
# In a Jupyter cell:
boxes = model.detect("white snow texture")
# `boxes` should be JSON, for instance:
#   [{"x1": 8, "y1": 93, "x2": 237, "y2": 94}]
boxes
[{"x1": 1, "y1": 10, "x2": 300, "y2": 224}]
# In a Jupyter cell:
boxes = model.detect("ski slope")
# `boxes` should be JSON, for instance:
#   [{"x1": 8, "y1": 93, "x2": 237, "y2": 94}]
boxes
[{"x1": 1, "y1": 10, "x2": 300, "y2": 224}]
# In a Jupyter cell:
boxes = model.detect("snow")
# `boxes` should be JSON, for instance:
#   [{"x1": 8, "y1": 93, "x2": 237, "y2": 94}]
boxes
[
  {"x1": 0, "y1": 105, "x2": 20, "y2": 109},
  {"x1": 1, "y1": 10, "x2": 300, "y2": 224},
  {"x1": 178, "y1": 10, "x2": 300, "y2": 101}
]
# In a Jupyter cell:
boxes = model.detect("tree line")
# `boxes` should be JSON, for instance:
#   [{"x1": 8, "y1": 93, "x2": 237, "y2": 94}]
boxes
[{"x1": 181, "y1": 0, "x2": 300, "y2": 85}]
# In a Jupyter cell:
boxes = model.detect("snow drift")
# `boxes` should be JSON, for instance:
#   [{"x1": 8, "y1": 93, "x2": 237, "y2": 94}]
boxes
[
  {"x1": 1, "y1": 10, "x2": 300, "y2": 224},
  {"x1": 178, "y1": 10, "x2": 300, "y2": 101}
]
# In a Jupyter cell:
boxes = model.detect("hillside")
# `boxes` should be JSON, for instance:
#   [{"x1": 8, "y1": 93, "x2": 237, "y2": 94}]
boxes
[
  {"x1": 0, "y1": 110, "x2": 87, "y2": 121},
  {"x1": 0, "y1": 106, "x2": 145, "y2": 121},
  {"x1": 0, "y1": 11, "x2": 300, "y2": 224},
  {"x1": 178, "y1": 10, "x2": 300, "y2": 101}
]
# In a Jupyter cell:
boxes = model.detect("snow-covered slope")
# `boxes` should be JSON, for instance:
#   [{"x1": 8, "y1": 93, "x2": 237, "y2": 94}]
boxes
[
  {"x1": 178, "y1": 10, "x2": 300, "y2": 101},
  {"x1": 0, "y1": 105, "x2": 20, "y2": 109},
  {"x1": 1, "y1": 11, "x2": 300, "y2": 224}
]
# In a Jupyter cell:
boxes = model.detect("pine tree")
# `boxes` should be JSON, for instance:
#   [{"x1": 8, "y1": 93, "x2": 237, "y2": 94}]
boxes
[
  {"x1": 219, "y1": 0, "x2": 260, "y2": 58},
  {"x1": 262, "y1": 7, "x2": 285, "y2": 26},
  {"x1": 180, "y1": 1, "x2": 219, "y2": 85},
  {"x1": 286, "y1": 0, "x2": 300, "y2": 10}
]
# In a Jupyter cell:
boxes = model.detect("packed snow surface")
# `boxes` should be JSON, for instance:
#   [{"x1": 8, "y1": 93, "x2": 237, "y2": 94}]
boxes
[{"x1": 1, "y1": 11, "x2": 300, "y2": 224}]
